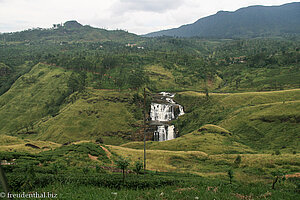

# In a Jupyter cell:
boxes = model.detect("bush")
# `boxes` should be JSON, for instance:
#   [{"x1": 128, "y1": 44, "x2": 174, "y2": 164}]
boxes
[
  {"x1": 95, "y1": 165, "x2": 106, "y2": 173},
  {"x1": 275, "y1": 150, "x2": 281, "y2": 155},
  {"x1": 96, "y1": 137, "x2": 104, "y2": 144},
  {"x1": 228, "y1": 169, "x2": 234, "y2": 184},
  {"x1": 7, "y1": 173, "x2": 177, "y2": 191},
  {"x1": 115, "y1": 157, "x2": 130, "y2": 182},
  {"x1": 133, "y1": 160, "x2": 143, "y2": 174},
  {"x1": 83, "y1": 167, "x2": 90, "y2": 174},
  {"x1": 234, "y1": 155, "x2": 242, "y2": 166}
]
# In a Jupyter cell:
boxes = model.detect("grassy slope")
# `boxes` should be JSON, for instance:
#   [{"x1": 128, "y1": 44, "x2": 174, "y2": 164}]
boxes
[
  {"x1": 146, "y1": 65, "x2": 179, "y2": 91},
  {"x1": 220, "y1": 65, "x2": 300, "y2": 92},
  {"x1": 0, "y1": 64, "x2": 141, "y2": 144},
  {"x1": 174, "y1": 89, "x2": 300, "y2": 152},
  {"x1": 145, "y1": 65, "x2": 221, "y2": 92},
  {"x1": 108, "y1": 145, "x2": 300, "y2": 180},
  {"x1": 121, "y1": 125, "x2": 254, "y2": 154},
  {"x1": 0, "y1": 63, "x2": 71, "y2": 134},
  {"x1": 221, "y1": 100, "x2": 300, "y2": 151},
  {"x1": 0, "y1": 134, "x2": 60, "y2": 153},
  {"x1": 35, "y1": 89, "x2": 140, "y2": 144}
]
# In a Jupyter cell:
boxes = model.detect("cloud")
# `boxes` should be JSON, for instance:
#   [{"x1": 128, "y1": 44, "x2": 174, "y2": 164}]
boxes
[
  {"x1": 112, "y1": 0, "x2": 185, "y2": 14},
  {"x1": 0, "y1": 0, "x2": 298, "y2": 34}
]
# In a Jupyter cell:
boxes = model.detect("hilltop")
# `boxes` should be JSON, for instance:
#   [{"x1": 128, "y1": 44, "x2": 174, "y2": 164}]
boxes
[{"x1": 0, "y1": 20, "x2": 141, "y2": 43}]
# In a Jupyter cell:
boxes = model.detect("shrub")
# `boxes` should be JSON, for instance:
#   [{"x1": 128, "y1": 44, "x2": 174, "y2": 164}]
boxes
[
  {"x1": 96, "y1": 137, "x2": 104, "y2": 144},
  {"x1": 95, "y1": 165, "x2": 106, "y2": 173},
  {"x1": 275, "y1": 150, "x2": 281, "y2": 155},
  {"x1": 228, "y1": 169, "x2": 234, "y2": 184},
  {"x1": 115, "y1": 157, "x2": 130, "y2": 183},
  {"x1": 83, "y1": 167, "x2": 90, "y2": 174},
  {"x1": 133, "y1": 160, "x2": 143, "y2": 174},
  {"x1": 234, "y1": 155, "x2": 242, "y2": 166}
]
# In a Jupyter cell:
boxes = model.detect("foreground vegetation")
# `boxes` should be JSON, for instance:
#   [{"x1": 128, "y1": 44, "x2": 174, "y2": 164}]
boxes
[{"x1": 0, "y1": 142, "x2": 299, "y2": 199}]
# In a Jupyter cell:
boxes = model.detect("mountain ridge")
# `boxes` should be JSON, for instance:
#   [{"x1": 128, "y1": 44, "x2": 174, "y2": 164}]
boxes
[{"x1": 145, "y1": 2, "x2": 300, "y2": 38}]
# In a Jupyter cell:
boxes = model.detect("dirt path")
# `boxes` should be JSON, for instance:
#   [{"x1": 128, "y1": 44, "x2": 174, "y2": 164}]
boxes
[
  {"x1": 285, "y1": 173, "x2": 300, "y2": 179},
  {"x1": 88, "y1": 154, "x2": 98, "y2": 161},
  {"x1": 100, "y1": 145, "x2": 114, "y2": 165}
]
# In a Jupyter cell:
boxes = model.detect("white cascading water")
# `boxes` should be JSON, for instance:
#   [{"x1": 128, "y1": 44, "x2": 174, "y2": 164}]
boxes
[
  {"x1": 150, "y1": 103, "x2": 174, "y2": 121},
  {"x1": 151, "y1": 92, "x2": 184, "y2": 141},
  {"x1": 154, "y1": 125, "x2": 175, "y2": 141}
]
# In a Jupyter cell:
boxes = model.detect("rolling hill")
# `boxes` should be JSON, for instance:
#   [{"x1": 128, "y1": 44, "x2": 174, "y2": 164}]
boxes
[
  {"x1": 0, "y1": 63, "x2": 142, "y2": 144},
  {"x1": 145, "y1": 2, "x2": 300, "y2": 38},
  {"x1": 173, "y1": 90, "x2": 300, "y2": 152},
  {"x1": 0, "y1": 20, "x2": 142, "y2": 43}
]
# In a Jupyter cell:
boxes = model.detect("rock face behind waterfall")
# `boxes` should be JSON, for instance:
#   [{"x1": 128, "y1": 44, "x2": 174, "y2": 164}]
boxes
[{"x1": 150, "y1": 92, "x2": 184, "y2": 142}]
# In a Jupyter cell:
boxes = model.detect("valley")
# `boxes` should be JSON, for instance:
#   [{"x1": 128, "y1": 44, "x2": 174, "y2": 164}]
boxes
[{"x1": 0, "y1": 12, "x2": 299, "y2": 199}]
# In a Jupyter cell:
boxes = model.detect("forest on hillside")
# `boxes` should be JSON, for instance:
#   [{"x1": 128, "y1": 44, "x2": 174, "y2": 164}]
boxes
[{"x1": 1, "y1": 24, "x2": 300, "y2": 95}]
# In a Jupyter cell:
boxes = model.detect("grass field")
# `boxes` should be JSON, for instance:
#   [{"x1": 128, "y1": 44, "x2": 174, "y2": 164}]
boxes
[
  {"x1": 0, "y1": 135, "x2": 60, "y2": 153},
  {"x1": 108, "y1": 145, "x2": 300, "y2": 180}
]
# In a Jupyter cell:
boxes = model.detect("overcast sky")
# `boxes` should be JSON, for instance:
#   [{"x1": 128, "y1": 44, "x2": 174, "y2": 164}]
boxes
[{"x1": 0, "y1": 0, "x2": 298, "y2": 35}]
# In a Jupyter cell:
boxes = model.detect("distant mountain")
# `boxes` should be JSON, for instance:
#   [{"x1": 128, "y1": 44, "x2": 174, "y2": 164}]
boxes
[
  {"x1": 145, "y1": 2, "x2": 300, "y2": 38},
  {"x1": 0, "y1": 20, "x2": 141, "y2": 43}
]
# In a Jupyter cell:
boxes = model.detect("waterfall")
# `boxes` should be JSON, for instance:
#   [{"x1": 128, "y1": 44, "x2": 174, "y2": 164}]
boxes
[
  {"x1": 154, "y1": 125, "x2": 175, "y2": 141},
  {"x1": 150, "y1": 92, "x2": 184, "y2": 142},
  {"x1": 150, "y1": 103, "x2": 174, "y2": 121}
]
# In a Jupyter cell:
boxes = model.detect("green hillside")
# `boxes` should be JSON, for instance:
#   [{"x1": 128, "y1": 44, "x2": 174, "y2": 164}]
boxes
[
  {"x1": 0, "y1": 63, "x2": 71, "y2": 135},
  {"x1": 0, "y1": 20, "x2": 141, "y2": 43},
  {"x1": 35, "y1": 89, "x2": 141, "y2": 144},
  {"x1": 174, "y1": 89, "x2": 300, "y2": 152},
  {"x1": 121, "y1": 124, "x2": 254, "y2": 154},
  {"x1": 0, "y1": 64, "x2": 143, "y2": 144}
]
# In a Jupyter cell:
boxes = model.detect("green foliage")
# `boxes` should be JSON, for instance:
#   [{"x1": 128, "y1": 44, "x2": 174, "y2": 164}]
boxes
[
  {"x1": 275, "y1": 150, "x2": 281, "y2": 155},
  {"x1": 95, "y1": 165, "x2": 106, "y2": 174},
  {"x1": 95, "y1": 137, "x2": 104, "y2": 144},
  {"x1": 102, "y1": 56, "x2": 119, "y2": 70},
  {"x1": 227, "y1": 169, "x2": 234, "y2": 184},
  {"x1": 67, "y1": 72, "x2": 87, "y2": 93},
  {"x1": 234, "y1": 155, "x2": 242, "y2": 167},
  {"x1": 115, "y1": 156, "x2": 131, "y2": 182},
  {"x1": 128, "y1": 68, "x2": 149, "y2": 90},
  {"x1": 133, "y1": 160, "x2": 143, "y2": 174}
]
